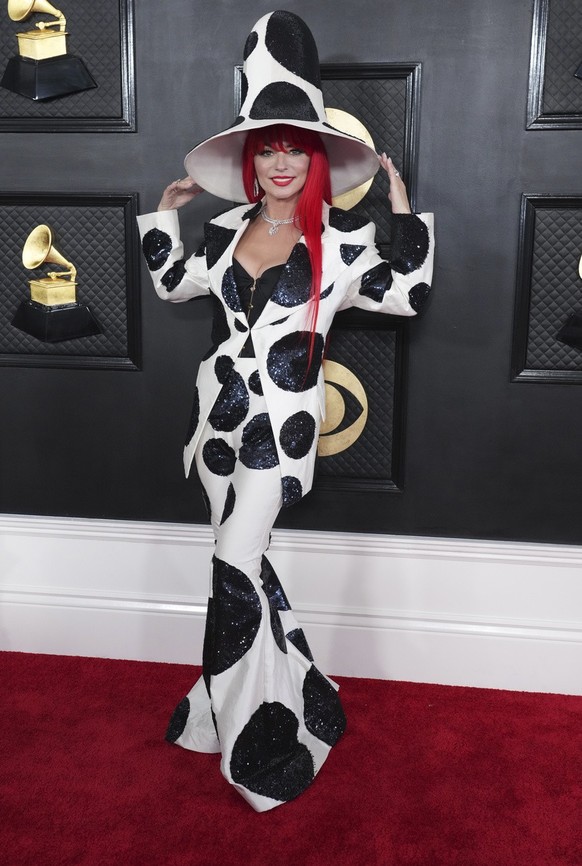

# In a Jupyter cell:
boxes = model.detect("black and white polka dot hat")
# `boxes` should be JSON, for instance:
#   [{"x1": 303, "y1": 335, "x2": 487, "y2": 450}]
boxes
[{"x1": 184, "y1": 10, "x2": 380, "y2": 202}]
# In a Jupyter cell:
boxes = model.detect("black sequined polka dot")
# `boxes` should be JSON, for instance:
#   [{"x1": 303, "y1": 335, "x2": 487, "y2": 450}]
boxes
[
  {"x1": 320, "y1": 282, "x2": 334, "y2": 300},
  {"x1": 270, "y1": 244, "x2": 311, "y2": 307},
  {"x1": 250, "y1": 82, "x2": 319, "y2": 122},
  {"x1": 303, "y1": 665, "x2": 346, "y2": 746},
  {"x1": 220, "y1": 483, "x2": 236, "y2": 525},
  {"x1": 207, "y1": 556, "x2": 262, "y2": 675},
  {"x1": 161, "y1": 260, "x2": 186, "y2": 292},
  {"x1": 243, "y1": 30, "x2": 258, "y2": 60},
  {"x1": 215, "y1": 355, "x2": 234, "y2": 384},
  {"x1": 390, "y1": 214, "x2": 429, "y2": 274},
  {"x1": 165, "y1": 696, "x2": 190, "y2": 742},
  {"x1": 201, "y1": 597, "x2": 215, "y2": 693},
  {"x1": 208, "y1": 368, "x2": 249, "y2": 432},
  {"x1": 202, "y1": 438, "x2": 236, "y2": 476},
  {"x1": 261, "y1": 556, "x2": 291, "y2": 654},
  {"x1": 142, "y1": 228, "x2": 172, "y2": 271},
  {"x1": 265, "y1": 11, "x2": 321, "y2": 87},
  {"x1": 234, "y1": 319, "x2": 248, "y2": 333},
  {"x1": 281, "y1": 475, "x2": 303, "y2": 507},
  {"x1": 267, "y1": 332, "x2": 324, "y2": 392},
  {"x1": 271, "y1": 316, "x2": 290, "y2": 326},
  {"x1": 221, "y1": 266, "x2": 244, "y2": 313},
  {"x1": 248, "y1": 370, "x2": 263, "y2": 395},
  {"x1": 286, "y1": 628, "x2": 314, "y2": 662},
  {"x1": 359, "y1": 262, "x2": 393, "y2": 303},
  {"x1": 230, "y1": 701, "x2": 315, "y2": 801},
  {"x1": 184, "y1": 386, "x2": 200, "y2": 446},
  {"x1": 239, "y1": 413, "x2": 280, "y2": 470},
  {"x1": 200, "y1": 482, "x2": 211, "y2": 521},
  {"x1": 279, "y1": 411, "x2": 316, "y2": 459},
  {"x1": 340, "y1": 243, "x2": 366, "y2": 266},
  {"x1": 408, "y1": 282, "x2": 431, "y2": 312},
  {"x1": 202, "y1": 297, "x2": 231, "y2": 360},
  {"x1": 239, "y1": 71, "x2": 249, "y2": 107},
  {"x1": 329, "y1": 207, "x2": 369, "y2": 232},
  {"x1": 204, "y1": 223, "x2": 237, "y2": 270}
]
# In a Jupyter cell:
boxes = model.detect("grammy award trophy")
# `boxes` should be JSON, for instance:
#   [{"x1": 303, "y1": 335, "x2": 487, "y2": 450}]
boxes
[
  {"x1": 12, "y1": 224, "x2": 101, "y2": 342},
  {"x1": 1, "y1": 0, "x2": 96, "y2": 100}
]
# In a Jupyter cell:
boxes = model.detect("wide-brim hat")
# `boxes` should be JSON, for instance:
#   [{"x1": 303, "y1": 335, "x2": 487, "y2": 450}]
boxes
[{"x1": 184, "y1": 10, "x2": 380, "y2": 202}]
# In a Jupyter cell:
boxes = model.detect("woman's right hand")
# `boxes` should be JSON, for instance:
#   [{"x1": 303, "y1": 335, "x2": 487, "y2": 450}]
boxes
[{"x1": 157, "y1": 177, "x2": 204, "y2": 211}]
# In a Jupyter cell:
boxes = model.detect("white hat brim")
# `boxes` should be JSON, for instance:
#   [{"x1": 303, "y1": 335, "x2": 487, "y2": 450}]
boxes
[{"x1": 184, "y1": 119, "x2": 380, "y2": 202}]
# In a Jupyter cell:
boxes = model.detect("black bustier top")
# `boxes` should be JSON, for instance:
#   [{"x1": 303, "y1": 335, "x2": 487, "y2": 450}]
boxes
[{"x1": 233, "y1": 257, "x2": 285, "y2": 357}]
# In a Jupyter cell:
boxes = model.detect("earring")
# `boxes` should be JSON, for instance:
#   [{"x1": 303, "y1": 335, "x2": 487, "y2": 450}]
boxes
[{"x1": 253, "y1": 176, "x2": 260, "y2": 198}]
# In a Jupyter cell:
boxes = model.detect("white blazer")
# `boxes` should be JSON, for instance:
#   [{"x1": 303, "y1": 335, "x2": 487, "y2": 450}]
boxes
[{"x1": 137, "y1": 201, "x2": 435, "y2": 505}]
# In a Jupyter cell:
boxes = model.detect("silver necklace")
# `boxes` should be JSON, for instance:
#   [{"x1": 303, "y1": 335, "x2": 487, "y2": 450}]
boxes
[{"x1": 260, "y1": 208, "x2": 295, "y2": 236}]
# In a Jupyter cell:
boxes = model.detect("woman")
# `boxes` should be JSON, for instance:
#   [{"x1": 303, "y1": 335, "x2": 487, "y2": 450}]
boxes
[{"x1": 138, "y1": 11, "x2": 434, "y2": 812}]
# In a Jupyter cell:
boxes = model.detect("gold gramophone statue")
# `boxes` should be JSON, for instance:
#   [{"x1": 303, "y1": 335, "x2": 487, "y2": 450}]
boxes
[
  {"x1": 1, "y1": 0, "x2": 96, "y2": 100},
  {"x1": 12, "y1": 224, "x2": 101, "y2": 342}
]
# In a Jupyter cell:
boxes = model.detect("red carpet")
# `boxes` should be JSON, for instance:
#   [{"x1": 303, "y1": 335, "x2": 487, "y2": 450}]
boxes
[{"x1": 0, "y1": 652, "x2": 581, "y2": 866}]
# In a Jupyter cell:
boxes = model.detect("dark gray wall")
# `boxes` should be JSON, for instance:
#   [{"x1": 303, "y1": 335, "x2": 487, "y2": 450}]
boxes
[{"x1": 2, "y1": 0, "x2": 582, "y2": 544}]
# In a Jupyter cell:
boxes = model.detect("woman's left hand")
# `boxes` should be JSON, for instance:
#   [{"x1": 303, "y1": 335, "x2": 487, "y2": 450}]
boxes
[{"x1": 378, "y1": 152, "x2": 411, "y2": 214}]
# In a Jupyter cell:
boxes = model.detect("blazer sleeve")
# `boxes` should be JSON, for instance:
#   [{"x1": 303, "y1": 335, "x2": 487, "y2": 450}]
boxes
[
  {"x1": 137, "y1": 209, "x2": 210, "y2": 303},
  {"x1": 339, "y1": 213, "x2": 435, "y2": 317}
]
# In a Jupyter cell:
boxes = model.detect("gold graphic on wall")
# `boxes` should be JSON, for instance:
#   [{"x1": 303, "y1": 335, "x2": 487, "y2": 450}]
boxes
[
  {"x1": 318, "y1": 360, "x2": 369, "y2": 457},
  {"x1": 24, "y1": 223, "x2": 77, "y2": 303},
  {"x1": 325, "y1": 108, "x2": 376, "y2": 211},
  {"x1": 9, "y1": 0, "x2": 67, "y2": 60},
  {"x1": 1, "y1": 0, "x2": 97, "y2": 100},
  {"x1": 12, "y1": 223, "x2": 101, "y2": 342}
]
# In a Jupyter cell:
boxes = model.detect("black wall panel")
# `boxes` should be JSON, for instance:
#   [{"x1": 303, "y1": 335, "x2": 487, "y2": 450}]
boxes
[{"x1": 2, "y1": 0, "x2": 582, "y2": 545}]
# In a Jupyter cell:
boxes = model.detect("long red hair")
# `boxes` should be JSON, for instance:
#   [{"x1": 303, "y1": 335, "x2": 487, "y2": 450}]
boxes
[{"x1": 242, "y1": 124, "x2": 332, "y2": 369}]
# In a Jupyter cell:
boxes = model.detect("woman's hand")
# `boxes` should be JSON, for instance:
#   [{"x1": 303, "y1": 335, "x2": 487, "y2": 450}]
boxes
[
  {"x1": 378, "y1": 152, "x2": 411, "y2": 214},
  {"x1": 157, "y1": 177, "x2": 204, "y2": 211}
]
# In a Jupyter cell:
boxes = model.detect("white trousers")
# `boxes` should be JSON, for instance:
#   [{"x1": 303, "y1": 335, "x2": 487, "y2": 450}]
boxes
[{"x1": 166, "y1": 358, "x2": 345, "y2": 812}]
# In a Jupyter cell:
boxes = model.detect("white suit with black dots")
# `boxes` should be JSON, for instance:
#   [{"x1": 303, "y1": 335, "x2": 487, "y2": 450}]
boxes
[{"x1": 138, "y1": 200, "x2": 435, "y2": 811}]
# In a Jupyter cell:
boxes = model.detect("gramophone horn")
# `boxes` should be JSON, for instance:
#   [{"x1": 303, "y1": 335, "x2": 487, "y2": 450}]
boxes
[
  {"x1": 8, "y1": 0, "x2": 64, "y2": 23},
  {"x1": 22, "y1": 224, "x2": 75, "y2": 277}
]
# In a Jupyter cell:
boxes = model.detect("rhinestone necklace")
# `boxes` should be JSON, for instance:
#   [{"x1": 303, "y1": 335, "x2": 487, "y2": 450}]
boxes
[{"x1": 260, "y1": 208, "x2": 296, "y2": 236}]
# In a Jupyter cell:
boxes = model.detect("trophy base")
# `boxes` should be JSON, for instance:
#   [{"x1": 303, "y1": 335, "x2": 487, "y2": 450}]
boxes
[
  {"x1": 0, "y1": 54, "x2": 97, "y2": 101},
  {"x1": 12, "y1": 300, "x2": 101, "y2": 343},
  {"x1": 556, "y1": 311, "x2": 582, "y2": 350}
]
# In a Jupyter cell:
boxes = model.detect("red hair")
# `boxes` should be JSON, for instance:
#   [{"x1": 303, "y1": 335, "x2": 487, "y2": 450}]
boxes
[{"x1": 242, "y1": 124, "x2": 332, "y2": 370}]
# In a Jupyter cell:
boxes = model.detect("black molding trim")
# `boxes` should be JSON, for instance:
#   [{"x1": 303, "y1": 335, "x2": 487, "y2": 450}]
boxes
[
  {"x1": 526, "y1": 0, "x2": 582, "y2": 130},
  {"x1": 511, "y1": 193, "x2": 582, "y2": 383},
  {"x1": 0, "y1": 0, "x2": 136, "y2": 133},
  {"x1": 0, "y1": 191, "x2": 141, "y2": 370}
]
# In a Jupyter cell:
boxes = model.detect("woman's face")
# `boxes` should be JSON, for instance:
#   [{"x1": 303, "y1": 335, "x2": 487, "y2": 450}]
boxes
[{"x1": 254, "y1": 142, "x2": 311, "y2": 203}]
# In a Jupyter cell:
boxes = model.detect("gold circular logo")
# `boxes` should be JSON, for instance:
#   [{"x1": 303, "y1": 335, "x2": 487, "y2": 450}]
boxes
[
  {"x1": 318, "y1": 360, "x2": 368, "y2": 457},
  {"x1": 325, "y1": 108, "x2": 376, "y2": 211}
]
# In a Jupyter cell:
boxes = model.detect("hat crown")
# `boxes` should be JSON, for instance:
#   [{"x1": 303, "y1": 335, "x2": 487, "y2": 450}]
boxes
[{"x1": 238, "y1": 10, "x2": 326, "y2": 127}]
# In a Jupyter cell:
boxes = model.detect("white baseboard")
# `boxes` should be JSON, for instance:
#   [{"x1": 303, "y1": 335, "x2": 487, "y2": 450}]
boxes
[{"x1": 1, "y1": 514, "x2": 581, "y2": 694}]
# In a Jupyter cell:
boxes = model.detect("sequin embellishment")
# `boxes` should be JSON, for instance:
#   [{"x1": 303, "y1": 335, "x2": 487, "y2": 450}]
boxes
[
  {"x1": 267, "y1": 331, "x2": 324, "y2": 392},
  {"x1": 142, "y1": 228, "x2": 172, "y2": 271},
  {"x1": 165, "y1": 697, "x2": 190, "y2": 743},
  {"x1": 302, "y1": 666, "x2": 346, "y2": 746},
  {"x1": 208, "y1": 556, "x2": 263, "y2": 675},
  {"x1": 279, "y1": 411, "x2": 316, "y2": 459},
  {"x1": 239, "y1": 413, "x2": 280, "y2": 470},
  {"x1": 390, "y1": 214, "x2": 429, "y2": 275},
  {"x1": 230, "y1": 702, "x2": 315, "y2": 801}
]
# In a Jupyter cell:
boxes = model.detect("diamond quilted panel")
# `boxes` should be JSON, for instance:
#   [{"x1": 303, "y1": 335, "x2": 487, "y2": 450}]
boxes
[
  {"x1": 525, "y1": 206, "x2": 582, "y2": 370},
  {"x1": 316, "y1": 326, "x2": 397, "y2": 481},
  {"x1": 542, "y1": 0, "x2": 582, "y2": 115},
  {"x1": 322, "y1": 76, "x2": 408, "y2": 247},
  {"x1": 0, "y1": 0, "x2": 128, "y2": 119},
  {"x1": 0, "y1": 200, "x2": 136, "y2": 360}
]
